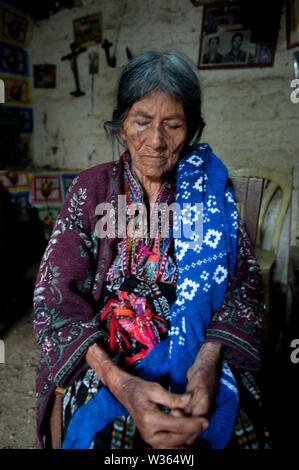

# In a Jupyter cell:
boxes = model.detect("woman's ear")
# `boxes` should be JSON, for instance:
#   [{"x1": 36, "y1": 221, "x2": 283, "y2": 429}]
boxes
[{"x1": 119, "y1": 127, "x2": 126, "y2": 143}]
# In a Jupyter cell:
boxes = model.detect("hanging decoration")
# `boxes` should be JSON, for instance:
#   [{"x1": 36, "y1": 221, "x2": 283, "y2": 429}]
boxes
[
  {"x1": 1, "y1": 74, "x2": 32, "y2": 106},
  {"x1": 198, "y1": 1, "x2": 279, "y2": 70},
  {"x1": 0, "y1": 41, "x2": 29, "y2": 77},
  {"x1": 102, "y1": 38, "x2": 116, "y2": 67},
  {"x1": 73, "y1": 12, "x2": 102, "y2": 48},
  {"x1": 89, "y1": 51, "x2": 99, "y2": 75},
  {"x1": 29, "y1": 171, "x2": 79, "y2": 239},
  {"x1": 0, "y1": 2, "x2": 33, "y2": 168},
  {"x1": 61, "y1": 42, "x2": 86, "y2": 97},
  {"x1": 0, "y1": 3, "x2": 32, "y2": 47},
  {"x1": 33, "y1": 65, "x2": 56, "y2": 88},
  {"x1": 89, "y1": 50, "x2": 99, "y2": 112},
  {"x1": 126, "y1": 47, "x2": 133, "y2": 61}
]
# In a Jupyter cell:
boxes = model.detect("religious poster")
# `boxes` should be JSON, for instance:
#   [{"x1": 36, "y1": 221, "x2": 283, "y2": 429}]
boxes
[
  {"x1": 1, "y1": 74, "x2": 32, "y2": 106},
  {"x1": 0, "y1": 2, "x2": 33, "y2": 167},
  {"x1": 0, "y1": 169, "x2": 31, "y2": 191},
  {"x1": 0, "y1": 168, "x2": 30, "y2": 211},
  {"x1": 33, "y1": 64, "x2": 56, "y2": 88},
  {"x1": 0, "y1": 41, "x2": 29, "y2": 76},
  {"x1": 0, "y1": 3, "x2": 32, "y2": 47},
  {"x1": 30, "y1": 173, "x2": 64, "y2": 205},
  {"x1": 3, "y1": 105, "x2": 33, "y2": 134},
  {"x1": 73, "y1": 13, "x2": 102, "y2": 47},
  {"x1": 29, "y1": 171, "x2": 79, "y2": 239},
  {"x1": 33, "y1": 206, "x2": 61, "y2": 239}
]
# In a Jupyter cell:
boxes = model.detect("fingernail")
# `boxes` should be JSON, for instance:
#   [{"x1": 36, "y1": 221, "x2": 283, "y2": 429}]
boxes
[{"x1": 202, "y1": 420, "x2": 209, "y2": 430}]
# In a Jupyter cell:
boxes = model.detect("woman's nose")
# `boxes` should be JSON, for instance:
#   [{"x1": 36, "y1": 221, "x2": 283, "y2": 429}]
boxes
[{"x1": 146, "y1": 124, "x2": 166, "y2": 150}]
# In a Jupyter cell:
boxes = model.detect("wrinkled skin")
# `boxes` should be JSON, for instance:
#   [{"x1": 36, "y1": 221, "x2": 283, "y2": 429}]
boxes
[
  {"x1": 120, "y1": 91, "x2": 187, "y2": 203},
  {"x1": 86, "y1": 91, "x2": 222, "y2": 448},
  {"x1": 86, "y1": 341, "x2": 221, "y2": 449}
]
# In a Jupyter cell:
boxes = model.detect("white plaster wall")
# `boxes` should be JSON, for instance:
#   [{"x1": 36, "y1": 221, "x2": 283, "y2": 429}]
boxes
[
  {"x1": 27, "y1": 0, "x2": 299, "y2": 286},
  {"x1": 28, "y1": 0, "x2": 299, "y2": 172}
]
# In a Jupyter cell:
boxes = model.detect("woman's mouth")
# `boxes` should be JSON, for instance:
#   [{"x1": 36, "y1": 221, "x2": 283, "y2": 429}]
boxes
[{"x1": 144, "y1": 155, "x2": 164, "y2": 159}]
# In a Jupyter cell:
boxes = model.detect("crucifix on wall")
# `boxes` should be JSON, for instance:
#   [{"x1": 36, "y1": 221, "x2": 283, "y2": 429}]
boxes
[
  {"x1": 61, "y1": 42, "x2": 87, "y2": 97},
  {"x1": 102, "y1": 39, "x2": 116, "y2": 67}
]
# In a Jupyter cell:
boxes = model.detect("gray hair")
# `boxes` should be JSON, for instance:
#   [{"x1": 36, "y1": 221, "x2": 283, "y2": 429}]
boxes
[{"x1": 104, "y1": 50, "x2": 205, "y2": 150}]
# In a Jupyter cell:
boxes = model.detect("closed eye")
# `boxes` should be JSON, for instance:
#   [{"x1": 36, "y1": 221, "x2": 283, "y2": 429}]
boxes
[
  {"x1": 165, "y1": 124, "x2": 182, "y2": 129},
  {"x1": 165, "y1": 123, "x2": 184, "y2": 129},
  {"x1": 135, "y1": 121, "x2": 150, "y2": 126}
]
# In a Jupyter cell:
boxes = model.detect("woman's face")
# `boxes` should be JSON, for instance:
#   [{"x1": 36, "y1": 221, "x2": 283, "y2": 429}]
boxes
[{"x1": 120, "y1": 91, "x2": 188, "y2": 180}]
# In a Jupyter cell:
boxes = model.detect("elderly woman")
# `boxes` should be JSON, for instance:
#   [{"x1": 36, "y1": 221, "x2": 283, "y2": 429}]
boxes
[{"x1": 34, "y1": 51, "x2": 268, "y2": 450}]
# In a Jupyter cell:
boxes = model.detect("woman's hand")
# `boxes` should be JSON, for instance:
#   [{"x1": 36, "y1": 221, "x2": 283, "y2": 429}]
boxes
[
  {"x1": 86, "y1": 343, "x2": 208, "y2": 449},
  {"x1": 116, "y1": 374, "x2": 208, "y2": 449},
  {"x1": 180, "y1": 341, "x2": 222, "y2": 446}
]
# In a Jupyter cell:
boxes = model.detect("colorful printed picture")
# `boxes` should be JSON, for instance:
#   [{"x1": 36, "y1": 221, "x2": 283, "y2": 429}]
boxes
[
  {"x1": 198, "y1": 2, "x2": 276, "y2": 69},
  {"x1": 37, "y1": 207, "x2": 61, "y2": 239},
  {"x1": 3, "y1": 105, "x2": 33, "y2": 134},
  {"x1": 0, "y1": 170, "x2": 30, "y2": 190},
  {"x1": 2, "y1": 75, "x2": 32, "y2": 106},
  {"x1": 0, "y1": 3, "x2": 32, "y2": 47},
  {"x1": 0, "y1": 41, "x2": 29, "y2": 76},
  {"x1": 33, "y1": 65, "x2": 56, "y2": 88},
  {"x1": 89, "y1": 51, "x2": 99, "y2": 74},
  {"x1": 30, "y1": 174, "x2": 63, "y2": 205},
  {"x1": 286, "y1": 0, "x2": 299, "y2": 48},
  {"x1": 73, "y1": 13, "x2": 102, "y2": 47}
]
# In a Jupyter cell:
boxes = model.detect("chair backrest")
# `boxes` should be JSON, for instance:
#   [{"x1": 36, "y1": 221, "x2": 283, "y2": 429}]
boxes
[
  {"x1": 228, "y1": 175, "x2": 263, "y2": 247},
  {"x1": 229, "y1": 168, "x2": 291, "y2": 254}
]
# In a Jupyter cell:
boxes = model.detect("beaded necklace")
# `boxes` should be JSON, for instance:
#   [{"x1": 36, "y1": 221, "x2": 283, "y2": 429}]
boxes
[{"x1": 106, "y1": 152, "x2": 177, "y2": 284}]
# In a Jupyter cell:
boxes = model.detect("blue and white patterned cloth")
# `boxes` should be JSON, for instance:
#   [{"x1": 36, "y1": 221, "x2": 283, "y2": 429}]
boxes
[
  {"x1": 169, "y1": 143, "x2": 238, "y2": 384},
  {"x1": 62, "y1": 144, "x2": 239, "y2": 449}
]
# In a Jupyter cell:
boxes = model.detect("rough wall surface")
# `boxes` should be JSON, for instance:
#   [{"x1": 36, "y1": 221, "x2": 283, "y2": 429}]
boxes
[
  {"x1": 28, "y1": 0, "x2": 299, "y2": 286},
  {"x1": 28, "y1": 0, "x2": 298, "y2": 171}
]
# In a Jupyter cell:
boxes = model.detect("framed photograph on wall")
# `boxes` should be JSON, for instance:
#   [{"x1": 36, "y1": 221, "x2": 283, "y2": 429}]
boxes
[
  {"x1": 0, "y1": 3, "x2": 32, "y2": 47},
  {"x1": 286, "y1": 0, "x2": 299, "y2": 49},
  {"x1": 33, "y1": 65, "x2": 56, "y2": 88},
  {"x1": 2, "y1": 75, "x2": 32, "y2": 106},
  {"x1": 0, "y1": 41, "x2": 29, "y2": 77},
  {"x1": 73, "y1": 13, "x2": 102, "y2": 48},
  {"x1": 198, "y1": 1, "x2": 277, "y2": 69}
]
